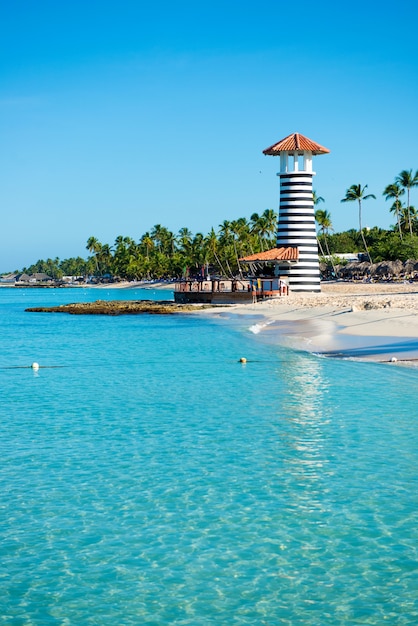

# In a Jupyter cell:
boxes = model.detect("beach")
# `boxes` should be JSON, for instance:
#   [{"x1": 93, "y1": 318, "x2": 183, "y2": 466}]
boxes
[
  {"x1": 207, "y1": 281, "x2": 418, "y2": 364},
  {"x1": 7, "y1": 278, "x2": 418, "y2": 363}
]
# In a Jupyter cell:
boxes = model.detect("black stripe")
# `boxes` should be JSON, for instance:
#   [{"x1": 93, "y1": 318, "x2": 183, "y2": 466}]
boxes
[
  {"x1": 290, "y1": 281, "x2": 320, "y2": 285},
  {"x1": 280, "y1": 181, "x2": 312, "y2": 187},
  {"x1": 279, "y1": 197, "x2": 314, "y2": 201},
  {"x1": 279, "y1": 203, "x2": 315, "y2": 208},
  {"x1": 277, "y1": 235, "x2": 318, "y2": 240},
  {"x1": 279, "y1": 173, "x2": 314, "y2": 178},
  {"x1": 280, "y1": 197, "x2": 314, "y2": 203}
]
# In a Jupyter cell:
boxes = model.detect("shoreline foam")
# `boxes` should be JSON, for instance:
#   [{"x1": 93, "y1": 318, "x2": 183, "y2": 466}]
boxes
[{"x1": 203, "y1": 282, "x2": 418, "y2": 365}]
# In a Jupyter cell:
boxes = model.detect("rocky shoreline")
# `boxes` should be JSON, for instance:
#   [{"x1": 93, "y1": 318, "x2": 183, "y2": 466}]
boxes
[{"x1": 25, "y1": 300, "x2": 209, "y2": 315}]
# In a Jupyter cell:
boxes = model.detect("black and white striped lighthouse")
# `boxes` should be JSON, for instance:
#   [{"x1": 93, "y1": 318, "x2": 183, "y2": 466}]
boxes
[{"x1": 263, "y1": 132, "x2": 330, "y2": 292}]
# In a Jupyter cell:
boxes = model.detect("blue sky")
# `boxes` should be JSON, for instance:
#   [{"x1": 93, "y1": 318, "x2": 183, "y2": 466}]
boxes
[{"x1": 1, "y1": 0, "x2": 418, "y2": 271}]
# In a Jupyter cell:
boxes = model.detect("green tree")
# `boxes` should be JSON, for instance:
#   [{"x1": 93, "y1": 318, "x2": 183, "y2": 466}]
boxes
[
  {"x1": 313, "y1": 190, "x2": 324, "y2": 206},
  {"x1": 313, "y1": 191, "x2": 326, "y2": 257},
  {"x1": 86, "y1": 236, "x2": 102, "y2": 275},
  {"x1": 383, "y1": 183, "x2": 405, "y2": 238},
  {"x1": 113, "y1": 236, "x2": 134, "y2": 277},
  {"x1": 230, "y1": 218, "x2": 251, "y2": 277},
  {"x1": 315, "y1": 209, "x2": 333, "y2": 255},
  {"x1": 140, "y1": 232, "x2": 154, "y2": 259},
  {"x1": 178, "y1": 227, "x2": 193, "y2": 254},
  {"x1": 98, "y1": 244, "x2": 113, "y2": 276},
  {"x1": 59, "y1": 256, "x2": 89, "y2": 277},
  {"x1": 341, "y1": 184, "x2": 376, "y2": 263},
  {"x1": 151, "y1": 224, "x2": 175, "y2": 255},
  {"x1": 395, "y1": 170, "x2": 418, "y2": 236},
  {"x1": 205, "y1": 227, "x2": 228, "y2": 277},
  {"x1": 399, "y1": 205, "x2": 418, "y2": 235},
  {"x1": 315, "y1": 208, "x2": 336, "y2": 275},
  {"x1": 250, "y1": 213, "x2": 265, "y2": 250}
]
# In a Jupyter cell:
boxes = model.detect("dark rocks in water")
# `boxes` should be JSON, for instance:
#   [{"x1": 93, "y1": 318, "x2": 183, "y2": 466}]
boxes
[{"x1": 25, "y1": 299, "x2": 210, "y2": 315}]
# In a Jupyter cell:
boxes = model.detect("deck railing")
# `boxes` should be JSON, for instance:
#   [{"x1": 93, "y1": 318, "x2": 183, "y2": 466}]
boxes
[{"x1": 175, "y1": 279, "x2": 250, "y2": 293}]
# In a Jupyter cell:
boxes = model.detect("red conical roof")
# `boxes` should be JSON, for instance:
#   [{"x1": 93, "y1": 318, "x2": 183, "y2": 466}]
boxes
[
  {"x1": 263, "y1": 132, "x2": 330, "y2": 156},
  {"x1": 239, "y1": 247, "x2": 299, "y2": 262}
]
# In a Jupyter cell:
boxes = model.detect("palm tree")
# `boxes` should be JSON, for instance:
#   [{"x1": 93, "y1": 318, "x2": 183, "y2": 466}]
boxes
[
  {"x1": 313, "y1": 191, "x2": 326, "y2": 259},
  {"x1": 99, "y1": 244, "x2": 113, "y2": 275},
  {"x1": 178, "y1": 227, "x2": 193, "y2": 253},
  {"x1": 341, "y1": 184, "x2": 376, "y2": 262},
  {"x1": 151, "y1": 224, "x2": 173, "y2": 254},
  {"x1": 315, "y1": 209, "x2": 336, "y2": 275},
  {"x1": 383, "y1": 183, "x2": 405, "y2": 238},
  {"x1": 230, "y1": 219, "x2": 245, "y2": 277},
  {"x1": 389, "y1": 201, "x2": 404, "y2": 234},
  {"x1": 218, "y1": 220, "x2": 232, "y2": 244},
  {"x1": 250, "y1": 212, "x2": 265, "y2": 251},
  {"x1": 86, "y1": 236, "x2": 102, "y2": 275},
  {"x1": 313, "y1": 191, "x2": 327, "y2": 253},
  {"x1": 399, "y1": 206, "x2": 418, "y2": 235},
  {"x1": 140, "y1": 232, "x2": 154, "y2": 259},
  {"x1": 313, "y1": 190, "x2": 324, "y2": 206},
  {"x1": 395, "y1": 170, "x2": 418, "y2": 236},
  {"x1": 205, "y1": 228, "x2": 228, "y2": 277},
  {"x1": 189, "y1": 233, "x2": 207, "y2": 272},
  {"x1": 217, "y1": 220, "x2": 235, "y2": 277},
  {"x1": 261, "y1": 209, "x2": 277, "y2": 248},
  {"x1": 315, "y1": 209, "x2": 333, "y2": 255}
]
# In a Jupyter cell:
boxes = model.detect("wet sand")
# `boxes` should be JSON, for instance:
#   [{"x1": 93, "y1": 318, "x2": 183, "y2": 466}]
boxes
[{"x1": 207, "y1": 282, "x2": 418, "y2": 365}]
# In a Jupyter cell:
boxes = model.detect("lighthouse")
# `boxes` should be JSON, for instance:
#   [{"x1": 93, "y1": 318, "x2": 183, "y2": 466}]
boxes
[{"x1": 263, "y1": 132, "x2": 330, "y2": 292}]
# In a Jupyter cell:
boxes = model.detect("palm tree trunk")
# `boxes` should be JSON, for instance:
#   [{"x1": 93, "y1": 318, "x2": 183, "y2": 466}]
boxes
[
  {"x1": 224, "y1": 257, "x2": 234, "y2": 279},
  {"x1": 323, "y1": 233, "x2": 337, "y2": 276},
  {"x1": 408, "y1": 189, "x2": 413, "y2": 236},
  {"x1": 317, "y1": 235, "x2": 325, "y2": 257},
  {"x1": 214, "y1": 251, "x2": 228, "y2": 278},
  {"x1": 396, "y1": 204, "x2": 403, "y2": 239},
  {"x1": 358, "y1": 199, "x2": 372, "y2": 263}
]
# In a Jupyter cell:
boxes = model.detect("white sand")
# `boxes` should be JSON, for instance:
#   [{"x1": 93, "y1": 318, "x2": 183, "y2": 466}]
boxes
[{"x1": 205, "y1": 282, "x2": 418, "y2": 365}]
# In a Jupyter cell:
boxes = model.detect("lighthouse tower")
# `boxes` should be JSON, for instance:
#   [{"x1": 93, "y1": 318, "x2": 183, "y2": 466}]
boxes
[{"x1": 263, "y1": 132, "x2": 330, "y2": 292}]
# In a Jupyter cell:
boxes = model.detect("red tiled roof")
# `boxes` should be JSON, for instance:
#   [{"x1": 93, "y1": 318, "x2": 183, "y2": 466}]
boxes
[
  {"x1": 239, "y1": 247, "x2": 299, "y2": 262},
  {"x1": 263, "y1": 132, "x2": 330, "y2": 156}
]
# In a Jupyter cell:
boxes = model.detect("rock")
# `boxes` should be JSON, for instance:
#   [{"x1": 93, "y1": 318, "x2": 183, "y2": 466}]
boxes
[{"x1": 25, "y1": 300, "x2": 210, "y2": 315}]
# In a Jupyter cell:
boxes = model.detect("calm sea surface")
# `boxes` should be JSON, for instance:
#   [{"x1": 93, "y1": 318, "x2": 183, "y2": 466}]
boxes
[{"x1": 1, "y1": 287, "x2": 418, "y2": 625}]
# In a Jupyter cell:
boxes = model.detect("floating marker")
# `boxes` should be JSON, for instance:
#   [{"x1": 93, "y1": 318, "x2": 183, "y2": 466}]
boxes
[
  {"x1": 239, "y1": 357, "x2": 247, "y2": 363},
  {"x1": 31, "y1": 362, "x2": 40, "y2": 370}
]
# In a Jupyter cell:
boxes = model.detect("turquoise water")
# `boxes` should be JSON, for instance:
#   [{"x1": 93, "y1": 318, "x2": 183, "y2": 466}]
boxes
[{"x1": 1, "y1": 288, "x2": 418, "y2": 625}]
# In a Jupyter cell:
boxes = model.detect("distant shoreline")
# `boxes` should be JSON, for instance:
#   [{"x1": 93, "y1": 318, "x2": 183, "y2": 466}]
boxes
[{"x1": 0, "y1": 280, "x2": 175, "y2": 290}]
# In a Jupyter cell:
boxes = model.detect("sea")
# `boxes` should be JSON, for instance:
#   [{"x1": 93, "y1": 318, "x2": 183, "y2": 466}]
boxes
[{"x1": 1, "y1": 286, "x2": 418, "y2": 625}]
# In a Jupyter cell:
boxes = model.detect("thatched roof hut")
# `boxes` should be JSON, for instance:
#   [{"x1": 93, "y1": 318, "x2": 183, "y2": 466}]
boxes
[
  {"x1": 404, "y1": 259, "x2": 418, "y2": 275},
  {"x1": 371, "y1": 260, "x2": 404, "y2": 278},
  {"x1": 338, "y1": 261, "x2": 371, "y2": 280}
]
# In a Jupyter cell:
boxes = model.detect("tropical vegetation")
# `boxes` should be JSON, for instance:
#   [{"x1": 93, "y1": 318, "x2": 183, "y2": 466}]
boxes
[{"x1": 7, "y1": 169, "x2": 418, "y2": 281}]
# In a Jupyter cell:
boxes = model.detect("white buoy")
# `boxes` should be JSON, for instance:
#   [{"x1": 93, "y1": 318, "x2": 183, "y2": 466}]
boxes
[
  {"x1": 31, "y1": 362, "x2": 40, "y2": 370},
  {"x1": 390, "y1": 357, "x2": 397, "y2": 363},
  {"x1": 239, "y1": 357, "x2": 247, "y2": 364}
]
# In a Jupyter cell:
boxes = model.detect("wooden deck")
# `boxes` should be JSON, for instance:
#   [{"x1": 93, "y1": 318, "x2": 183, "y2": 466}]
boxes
[{"x1": 174, "y1": 279, "x2": 286, "y2": 304}]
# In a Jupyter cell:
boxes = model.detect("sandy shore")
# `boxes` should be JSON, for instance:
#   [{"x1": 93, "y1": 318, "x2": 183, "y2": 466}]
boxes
[{"x1": 207, "y1": 282, "x2": 418, "y2": 365}]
